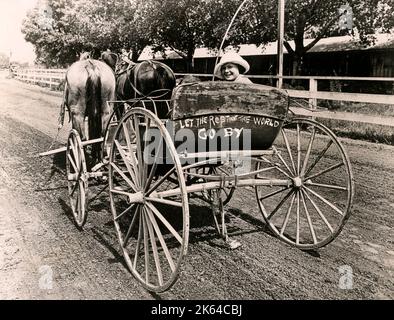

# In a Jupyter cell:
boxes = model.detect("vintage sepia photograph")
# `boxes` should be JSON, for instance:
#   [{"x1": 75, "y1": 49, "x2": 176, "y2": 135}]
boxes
[{"x1": 0, "y1": 0, "x2": 393, "y2": 303}]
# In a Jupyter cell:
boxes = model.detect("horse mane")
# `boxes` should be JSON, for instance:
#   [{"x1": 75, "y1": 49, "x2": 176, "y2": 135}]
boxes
[{"x1": 100, "y1": 51, "x2": 118, "y2": 70}]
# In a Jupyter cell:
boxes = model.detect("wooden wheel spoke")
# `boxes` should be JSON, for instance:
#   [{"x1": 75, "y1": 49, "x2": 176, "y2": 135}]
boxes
[
  {"x1": 69, "y1": 138, "x2": 79, "y2": 165},
  {"x1": 280, "y1": 192, "x2": 296, "y2": 236},
  {"x1": 134, "y1": 115, "x2": 145, "y2": 184},
  {"x1": 216, "y1": 166, "x2": 229, "y2": 175},
  {"x1": 140, "y1": 119, "x2": 151, "y2": 186},
  {"x1": 296, "y1": 191, "x2": 300, "y2": 245},
  {"x1": 296, "y1": 124, "x2": 301, "y2": 175},
  {"x1": 300, "y1": 127, "x2": 316, "y2": 176},
  {"x1": 223, "y1": 188, "x2": 231, "y2": 198},
  {"x1": 67, "y1": 153, "x2": 78, "y2": 173},
  {"x1": 306, "y1": 162, "x2": 344, "y2": 181},
  {"x1": 133, "y1": 210, "x2": 143, "y2": 270},
  {"x1": 144, "y1": 206, "x2": 176, "y2": 272},
  {"x1": 110, "y1": 161, "x2": 138, "y2": 193},
  {"x1": 305, "y1": 140, "x2": 333, "y2": 177},
  {"x1": 304, "y1": 186, "x2": 344, "y2": 216},
  {"x1": 305, "y1": 181, "x2": 347, "y2": 191},
  {"x1": 300, "y1": 190, "x2": 317, "y2": 244},
  {"x1": 114, "y1": 140, "x2": 139, "y2": 188},
  {"x1": 142, "y1": 213, "x2": 150, "y2": 284},
  {"x1": 144, "y1": 137, "x2": 163, "y2": 192},
  {"x1": 276, "y1": 152, "x2": 295, "y2": 177},
  {"x1": 110, "y1": 188, "x2": 132, "y2": 196},
  {"x1": 146, "y1": 202, "x2": 182, "y2": 244},
  {"x1": 259, "y1": 186, "x2": 291, "y2": 201},
  {"x1": 143, "y1": 207, "x2": 163, "y2": 286},
  {"x1": 123, "y1": 205, "x2": 140, "y2": 247},
  {"x1": 302, "y1": 189, "x2": 334, "y2": 233},
  {"x1": 260, "y1": 156, "x2": 293, "y2": 179},
  {"x1": 70, "y1": 178, "x2": 79, "y2": 197},
  {"x1": 145, "y1": 197, "x2": 183, "y2": 208},
  {"x1": 281, "y1": 128, "x2": 296, "y2": 175},
  {"x1": 146, "y1": 167, "x2": 176, "y2": 196},
  {"x1": 116, "y1": 202, "x2": 138, "y2": 222},
  {"x1": 266, "y1": 189, "x2": 295, "y2": 220},
  {"x1": 121, "y1": 122, "x2": 139, "y2": 173}
]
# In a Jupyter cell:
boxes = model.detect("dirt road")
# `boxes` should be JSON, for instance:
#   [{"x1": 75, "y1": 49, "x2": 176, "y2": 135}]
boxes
[{"x1": 0, "y1": 72, "x2": 393, "y2": 300}]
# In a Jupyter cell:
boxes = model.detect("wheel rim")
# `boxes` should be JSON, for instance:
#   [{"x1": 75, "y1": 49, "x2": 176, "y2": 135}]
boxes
[
  {"x1": 255, "y1": 118, "x2": 354, "y2": 249},
  {"x1": 66, "y1": 129, "x2": 88, "y2": 228},
  {"x1": 109, "y1": 108, "x2": 189, "y2": 292}
]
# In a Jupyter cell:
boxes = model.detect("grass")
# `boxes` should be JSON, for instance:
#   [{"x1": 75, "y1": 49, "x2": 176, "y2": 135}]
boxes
[
  {"x1": 288, "y1": 97, "x2": 394, "y2": 146},
  {"x1": 318, "y1": 118, "x2": 394, "y2": 145},
  {"x1": 318, "y1": 101, "x2": 394, "y2": 145}
]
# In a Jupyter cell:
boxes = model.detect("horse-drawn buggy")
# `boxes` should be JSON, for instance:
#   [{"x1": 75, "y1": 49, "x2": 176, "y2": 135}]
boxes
[{"x1": 41, "y1": 64, "x2": 354, "y2": 292}]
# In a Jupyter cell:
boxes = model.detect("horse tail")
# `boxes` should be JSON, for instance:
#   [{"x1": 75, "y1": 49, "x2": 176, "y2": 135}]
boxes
[{"x1": 85, "y1": 61, "x2": 102, "y2": 142}]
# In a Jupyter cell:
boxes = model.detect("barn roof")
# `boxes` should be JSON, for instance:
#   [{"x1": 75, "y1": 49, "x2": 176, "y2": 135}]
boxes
[{"x1": 138, "y1": 33, "x2": 394, "y2": 61}]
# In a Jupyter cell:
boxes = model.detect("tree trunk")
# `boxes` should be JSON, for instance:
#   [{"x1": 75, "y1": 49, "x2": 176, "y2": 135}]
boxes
[
  {"x1": 291, "y1": 53, "x2": 305, "y2": 87},
  {"x1": 186, "y1": 49, "x2": 194, "y2": 73}
]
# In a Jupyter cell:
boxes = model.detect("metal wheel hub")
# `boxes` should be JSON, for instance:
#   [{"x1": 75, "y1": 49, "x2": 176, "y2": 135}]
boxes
[{"x1": 292, "y1": 176, "x2": 303, "y2": 188}]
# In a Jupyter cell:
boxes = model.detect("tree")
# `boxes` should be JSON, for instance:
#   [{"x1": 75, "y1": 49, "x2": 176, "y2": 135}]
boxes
[
  {"x1": 210, "y1": 0, "x2": 394, "y2": 76},
  {"x1": 281, "y1": 0, "x2": 394, "y2": 75},
  {"x1": 0, "y1": 52, "x2": 10, "y2": 68},
  {"x1": 22, "y1": 0, "x2": 86, "y2": 66},
  {"x1": 132, "y1": 0, "x2": 275, "y2": 72},
  {"x1": 22, "y1": 0, "x2": 147, "y2": 67},
  {"x1": 22, "y1": 0, "x2": 394, "y2": 74},
  {"x1": 133, "y1": 0, "x2": 210, "y2": 72}
]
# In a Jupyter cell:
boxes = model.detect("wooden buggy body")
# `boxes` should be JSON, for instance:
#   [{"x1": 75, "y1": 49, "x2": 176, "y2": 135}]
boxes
[{"x1": 59, "y1": 81, "x2": 354, "y2": 292}]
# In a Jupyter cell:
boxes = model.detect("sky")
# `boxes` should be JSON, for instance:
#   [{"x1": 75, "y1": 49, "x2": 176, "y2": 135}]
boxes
[{"x1": 0, "y1": 0, "x2": 38, "y2": 64}]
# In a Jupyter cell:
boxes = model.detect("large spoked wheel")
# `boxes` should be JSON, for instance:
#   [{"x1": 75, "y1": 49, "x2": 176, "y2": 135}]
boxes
[
  {"x1": 255, "y1": 118, "x2": 354, "y2": 250},
  {"x1": 109, "y1": 107, "x2": 189, "y2": 292},
  {"x1": 66, "y1": 129, "x2": 88, "y2": 228}
]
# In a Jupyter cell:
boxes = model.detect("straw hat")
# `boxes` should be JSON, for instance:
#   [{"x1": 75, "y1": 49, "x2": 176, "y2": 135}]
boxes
[{"x1": 214, "y1": 51, "x2": 250, "y2": 79}]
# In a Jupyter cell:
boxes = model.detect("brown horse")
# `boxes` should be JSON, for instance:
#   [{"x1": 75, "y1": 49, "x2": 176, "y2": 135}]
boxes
[
  {"x1": 58, "y1": 58, "x2": 116, "y2": 164},
  {"x1": 116, "y1": 60, "x2": 176, "y2": 118},
  {"x1": 100, "y1": 51, "x2": 176, "y2": 118}
]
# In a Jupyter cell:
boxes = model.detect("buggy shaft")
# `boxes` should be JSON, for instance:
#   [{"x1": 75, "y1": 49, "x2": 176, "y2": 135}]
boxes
[{"x1": 155, "y1": 178, "x2": 291, "y2": 199}]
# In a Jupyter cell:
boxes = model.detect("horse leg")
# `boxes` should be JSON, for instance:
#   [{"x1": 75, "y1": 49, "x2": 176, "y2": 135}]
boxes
[
  {"x1": 70, "y1": 104, "x2": 87, "y2": 141},
  {"x1": 58, "y1": 83, "x2": 69, "y2": 128}
]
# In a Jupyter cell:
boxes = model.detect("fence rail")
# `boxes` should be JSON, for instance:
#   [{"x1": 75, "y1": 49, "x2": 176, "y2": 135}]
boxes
[
  {"x1": 12, "y1": 68, "x2": 394, "y2": 126},
  {"x1": 14, "y1": 68, "x2": 65, "y2": 89}
]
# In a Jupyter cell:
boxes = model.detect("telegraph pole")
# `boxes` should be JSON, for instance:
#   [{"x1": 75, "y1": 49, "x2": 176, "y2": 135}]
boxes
[{"x1": 277, "y1": 0, "x2": 285, "y2": 89}]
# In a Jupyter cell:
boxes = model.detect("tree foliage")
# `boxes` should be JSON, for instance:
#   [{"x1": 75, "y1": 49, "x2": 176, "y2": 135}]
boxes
[
  {"x1": 0, "y1": 52, "x2": 10, "y2": 68},
  {"x1": 22, "y1": 0, "x2": 145, "y2": 66},
  {"x1": 22, "y1": 0, "x2": 394, "y2": 73}
]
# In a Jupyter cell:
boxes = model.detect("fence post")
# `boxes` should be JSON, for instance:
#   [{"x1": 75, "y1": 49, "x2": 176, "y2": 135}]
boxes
[{"x1": 309, "y1": 78, "x2": 318, "y2": 110}]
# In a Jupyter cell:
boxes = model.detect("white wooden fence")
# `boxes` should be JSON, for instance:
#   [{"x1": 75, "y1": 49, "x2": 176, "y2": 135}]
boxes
[
  {"x1": 14, "y1": 68, "x2": 65, "y2": 89},
  {"x1": 13, "y1": 68, "x2": 394, "y2": 126}
]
